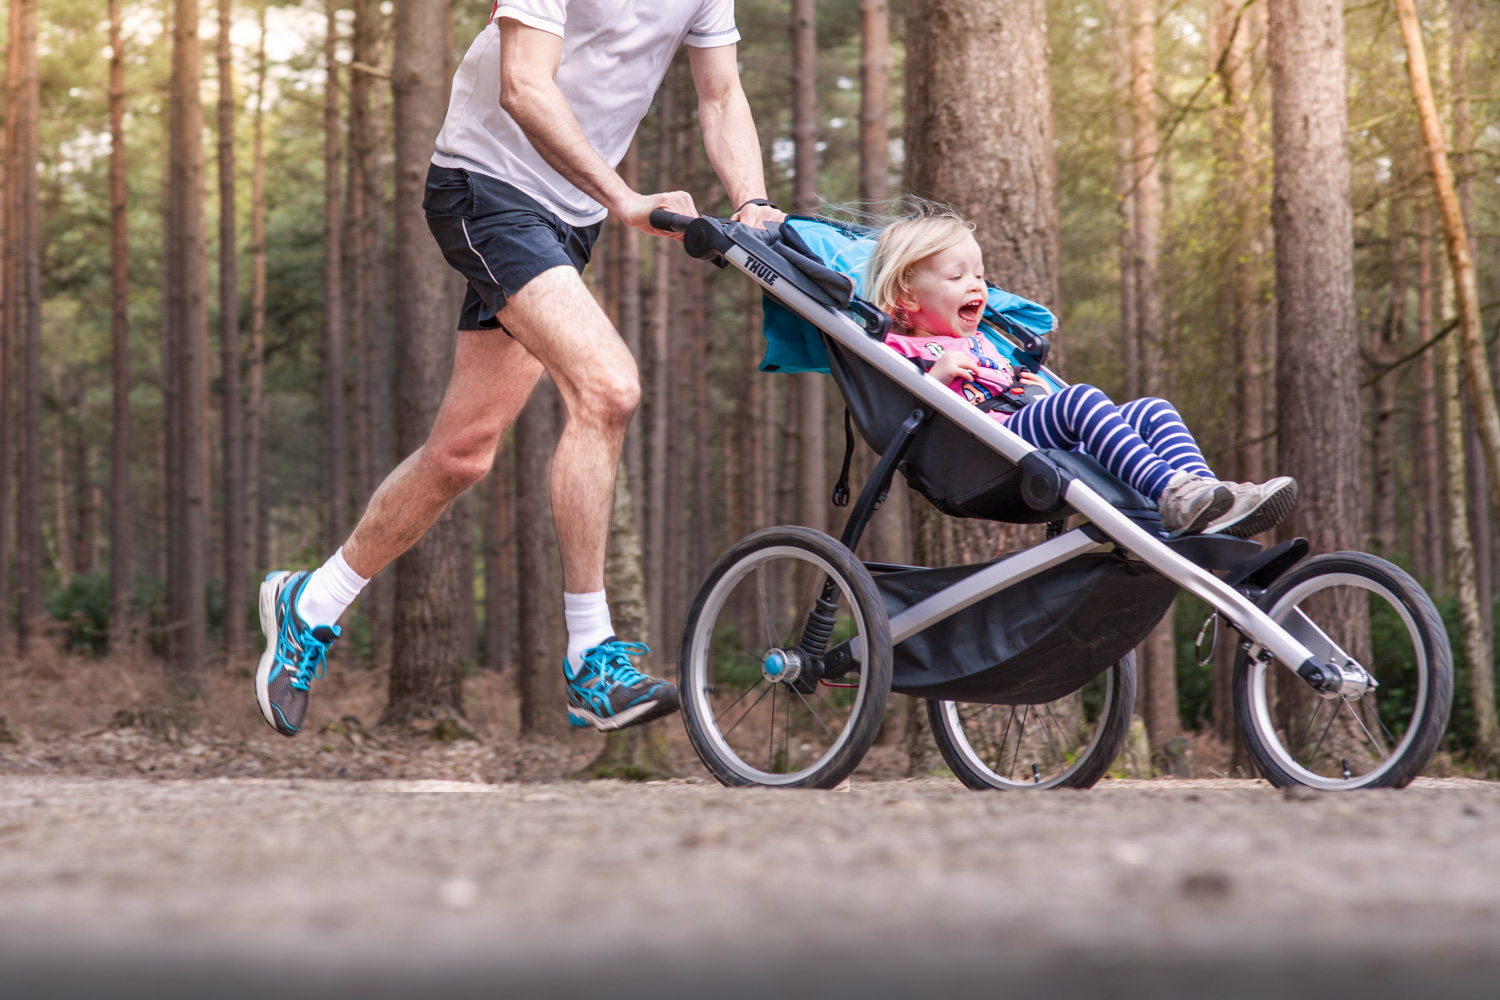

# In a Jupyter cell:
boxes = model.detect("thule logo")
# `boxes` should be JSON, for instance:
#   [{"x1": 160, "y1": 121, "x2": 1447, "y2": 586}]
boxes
[{"x1": 744, "y1": 254, "x2": 779, "y2": 287}]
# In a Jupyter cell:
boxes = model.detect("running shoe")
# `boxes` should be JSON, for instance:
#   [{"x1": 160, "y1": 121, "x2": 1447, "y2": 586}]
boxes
[
  {"x1": 1203, "y1": 476, "x2": 1299, "y2": 539},
  {"x1": 255, "y1": 570, "x2": 341, "y2": 737},
  {"x1": 1157, "y1": 471, "x2": 1234, "y2": 536},
  {"x1": 565, "y1": 637, "x2": 679, "y2": 732}
]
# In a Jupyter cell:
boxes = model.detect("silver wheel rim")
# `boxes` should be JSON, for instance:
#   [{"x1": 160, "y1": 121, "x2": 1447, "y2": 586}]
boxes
[
  {"x1": 686, "y1": 545, "x2": 871, "y2": 786},
  {"x1": 935, "y1": 666, "x2": 1117, "y2": 789},
  {"x1": 1247, "y1": 571, "x2": 1427, "y2": 789}
]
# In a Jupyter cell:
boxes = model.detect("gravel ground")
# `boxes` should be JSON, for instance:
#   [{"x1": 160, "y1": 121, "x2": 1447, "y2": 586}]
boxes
[{"x1": 2, "y1": 774, "x2": 1499, "y2": 999}]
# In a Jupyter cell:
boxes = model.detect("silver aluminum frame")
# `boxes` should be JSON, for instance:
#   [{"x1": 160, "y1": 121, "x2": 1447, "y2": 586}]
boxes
[{"x1": 717, "y1": 237, "x2": 1332, "y2": 688}]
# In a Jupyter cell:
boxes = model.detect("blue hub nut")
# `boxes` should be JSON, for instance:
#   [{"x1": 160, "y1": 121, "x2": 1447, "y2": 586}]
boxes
[{"x1": 762, "y1": 648, "x2": 803, "y2": 684}]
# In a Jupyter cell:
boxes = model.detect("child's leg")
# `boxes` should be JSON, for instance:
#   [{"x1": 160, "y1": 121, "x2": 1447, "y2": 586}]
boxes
[
  {"x1": 1116, "y1": 397, "x2": 1215, "y2": 478},
  {"x1": 1008, "y1": 384, "x2": 1177, "y2": 501}
]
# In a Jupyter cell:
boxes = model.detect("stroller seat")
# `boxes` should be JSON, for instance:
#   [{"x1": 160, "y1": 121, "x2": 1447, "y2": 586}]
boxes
[{"x1": 825, "y1": 338, "x2": 1157, "y2": 525}]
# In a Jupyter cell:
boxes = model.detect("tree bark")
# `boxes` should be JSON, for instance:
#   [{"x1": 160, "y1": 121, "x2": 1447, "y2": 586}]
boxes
[
  {"x1": 1107, "y1": 0, "x2": 1138, "y2": 400},
  {"x1": 108, "y1": 0, "x2": 132, "y2": 652},
  {"x1": 218, "y1": 0, "x2": 246, "y2": 656},
  {"x1": 616, "y1": 142, "x2": 645, "y2": 512},
  {"x1": 1128, "y1": 0, "x2": 1163, "y2": 397},
  {"x1": 383, "y1": 0, "x2": 467, "y2": 726},
  {"x1": 164, "y1": 0, "x2": 210, "y2": 688},
  {"x1": 1415, "y1": 200, "x2": 1443, "y2": 586},
  {"x1": 792, "y1": 0, "x2": 826, "y2": 536},
  {"x1": 646, "y1": 81, "x2": 675, "y2": 640},
  {"x1": 0, "y1": 0, "x2": 12, "y2": 657},
  {"x1": 516, "y1": 379, "x2": 568, "y2": 737},
  {"x1": 856, "y1": 0, "x2": 910, "y2": 568},
  {"x1": 13, "y1": 0, "x2": 42, "y2": 654},
  {"x1": 323, "y1": 0, "x2": 350, "y2": 552},
  {"x1": 1393, "y1": 0, "x2": 1500, "y2": 569},
  {"x1": 482, "y1": 438, "x2": 513, "y2": 673},
  {"x1": 1371, "y1": 195, "x2": 1407, "y2": 555},
  {"x1": 245, "y1": 7, "x2": 269, "y2": 579}
]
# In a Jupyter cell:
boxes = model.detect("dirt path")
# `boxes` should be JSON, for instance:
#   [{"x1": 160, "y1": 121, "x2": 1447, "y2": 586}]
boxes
[{"x1": 2, "y1": 775, "x2": 1498, "y2": 998}]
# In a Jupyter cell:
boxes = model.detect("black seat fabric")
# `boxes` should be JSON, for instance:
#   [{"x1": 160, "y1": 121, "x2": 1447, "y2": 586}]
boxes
[{"x1": 825, "y1": 338, "x2": 1156, "y2": 525}]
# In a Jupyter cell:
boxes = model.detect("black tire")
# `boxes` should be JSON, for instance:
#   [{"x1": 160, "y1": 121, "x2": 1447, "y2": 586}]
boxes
[
  {"x1": 679, "y1": 527, "x2": 892, "y2": 788},
  {"x1": 1233, "y1": 552, "x2": 1453, "y2": 789},
  {"x1": 926, "y1": 653, "x2": 1137, "y2": 790}
]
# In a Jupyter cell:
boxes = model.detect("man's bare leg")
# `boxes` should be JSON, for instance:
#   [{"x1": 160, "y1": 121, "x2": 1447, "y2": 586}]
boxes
[
  {"x1": 493, "y1": 265, "x2": 641, "y2": 594},
  {"x1": 340, "y1": 330, "x2": 545, "y2": 579}
]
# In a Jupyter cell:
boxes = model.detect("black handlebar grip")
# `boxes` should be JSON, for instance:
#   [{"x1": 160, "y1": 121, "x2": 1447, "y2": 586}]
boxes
[{"x1": 649, "y1": 208, "x2": 694, "y2": 233}]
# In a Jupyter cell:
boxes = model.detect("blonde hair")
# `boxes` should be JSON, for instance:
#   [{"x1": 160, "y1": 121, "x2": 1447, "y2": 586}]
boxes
[{"x1": 863, "y1": 210, "x2": 977, "y2": 320}]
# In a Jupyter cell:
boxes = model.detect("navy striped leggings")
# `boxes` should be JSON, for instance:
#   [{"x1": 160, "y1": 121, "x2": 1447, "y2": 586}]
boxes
[{"x1": 1007, "y1": 384, "x2": 1215, "y2": 502}]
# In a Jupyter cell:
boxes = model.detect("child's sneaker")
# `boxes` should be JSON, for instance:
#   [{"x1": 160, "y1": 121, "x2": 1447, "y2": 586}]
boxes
[
  {"x1": 1157, "y1": 471, "x2": 1233, "y2": 535},
  {"x1": 1204, "y1": 476, "x2": 1298, "y2": 538},
  {"x1": 565, "y1": 638, "x2": 678, "y2": 732}
]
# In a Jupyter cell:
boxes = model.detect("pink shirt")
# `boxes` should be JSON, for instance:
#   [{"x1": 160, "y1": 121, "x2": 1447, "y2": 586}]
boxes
[{"x1": 884, "y1": 329, "x2": 1025, "y2": 419}]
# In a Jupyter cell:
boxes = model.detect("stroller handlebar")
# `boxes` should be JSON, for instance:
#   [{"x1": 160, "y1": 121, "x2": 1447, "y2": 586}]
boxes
[{"x1": 649, "y1": 209, "x2": 696, "y2": 233}]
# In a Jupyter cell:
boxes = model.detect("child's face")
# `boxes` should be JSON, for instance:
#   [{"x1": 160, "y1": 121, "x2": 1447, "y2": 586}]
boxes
[{"x1": 895, "y1": 235, "x2": 987, "y2": 337}]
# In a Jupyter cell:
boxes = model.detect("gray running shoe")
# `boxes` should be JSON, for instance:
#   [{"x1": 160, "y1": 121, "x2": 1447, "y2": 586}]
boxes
[
  {"x1": 1157, "y1": 471, "x2": 1233, "y2": 536},
  {"x1": 1203, "y1": 476, "x2": 1299, "y2": 539},
  {"x1": 255, "y1": 570, "x2": 341, "y2": 737}
]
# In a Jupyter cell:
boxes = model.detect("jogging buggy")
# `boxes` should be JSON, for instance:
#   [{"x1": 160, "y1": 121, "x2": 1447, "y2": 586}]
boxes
[{"x1": 651, "y1": 209, "x2": 1453, "y2": 792}]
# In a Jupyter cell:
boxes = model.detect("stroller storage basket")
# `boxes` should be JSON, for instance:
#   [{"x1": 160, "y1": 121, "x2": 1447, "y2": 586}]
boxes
[{"x1": 879, "y1": 551, "x2": 1178, "y2": 704}]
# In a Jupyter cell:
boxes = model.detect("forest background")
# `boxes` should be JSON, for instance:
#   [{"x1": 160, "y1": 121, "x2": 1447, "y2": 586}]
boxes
[{"x1": 0, "y1": 0, "x2": 1497, "y2": 772}]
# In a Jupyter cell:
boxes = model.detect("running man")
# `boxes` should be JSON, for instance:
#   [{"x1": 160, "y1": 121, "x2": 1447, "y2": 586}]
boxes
[{"x1": 256, "y1": 0, "x2": 783, "y2": 736}]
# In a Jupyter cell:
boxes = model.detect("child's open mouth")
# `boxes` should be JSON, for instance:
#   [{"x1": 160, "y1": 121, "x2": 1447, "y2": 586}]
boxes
[{"x1": 958, "y1": 299, "x2": 983, "y2": 325}]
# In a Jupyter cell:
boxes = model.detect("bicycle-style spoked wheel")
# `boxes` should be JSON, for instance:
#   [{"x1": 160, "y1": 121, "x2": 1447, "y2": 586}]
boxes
[
  {"x1": 927, "y1": 653, "x2": 1137, "y2": 789},
  {"x1": 1234, "y1": 552, "x2": 1453, "y2": 789},
  {"x1": 679, "y1": 527, "x2": 891, "y2": 788}
]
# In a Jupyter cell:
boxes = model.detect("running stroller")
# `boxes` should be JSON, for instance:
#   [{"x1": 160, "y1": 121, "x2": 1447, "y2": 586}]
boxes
[{"x1": 651, "y1": 210, "x2": 1453, "y2": 791}]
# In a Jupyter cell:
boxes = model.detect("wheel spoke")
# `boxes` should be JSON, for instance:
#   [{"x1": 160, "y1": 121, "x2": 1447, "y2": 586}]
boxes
[
  {"x1": 717, "y1": 677, "x2": 768, "y2": 722},
  {"x1": 756, "y1": 567, "x2": 778, "y2": 650},
  {"x1": 792, "y1": 687, "x2": 835, "y2": 739},
  {"x1": 1009, "y1": 708, "x2": 1029, "y2": 779},
  {"x1": 1342, "y1": 698, "x2": 1390, "y2": 761},
  {"x1": 993, "y1": 705, "x2": 1018, "y2": 774},
  {"x1": 1044, "y1": 703, "x2": 1075, "y2": 762},
  {"x1": 767, "y1": 685, "x2": 778, "y2": 772},
  {"x1": 1304, "y1": 701, "x2": 1341, "y2": 768},
  {"x1": 723, "y1": 682, "x2": 774, "y2": 738},
  {"x1": 1036, "y1": 705, "x2": 1064, "y2": 768}
]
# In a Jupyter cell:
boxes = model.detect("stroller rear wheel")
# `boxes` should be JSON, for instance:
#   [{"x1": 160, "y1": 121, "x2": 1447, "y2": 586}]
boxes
[
  {"x1": 1233, "y1": 552, "x2": 1453, "y2": 789},
  {"x1": 926, "y1": 653, "x2": 1138, "y2": 789},
  {"x1": 679, "y1": 527, "x2": 892, "y2": 788}
]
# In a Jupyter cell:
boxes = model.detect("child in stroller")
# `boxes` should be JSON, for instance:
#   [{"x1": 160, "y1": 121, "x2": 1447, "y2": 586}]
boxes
[{"x1": 865, "y1": 212, "x2": 1297, "y2": 538}]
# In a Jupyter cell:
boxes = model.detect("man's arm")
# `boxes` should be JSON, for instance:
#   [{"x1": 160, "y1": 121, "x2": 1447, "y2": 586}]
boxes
[
  {"x1": 498, "y1": 18, "x2": 693, "y2": 236},
  {"x1": 689, "y1": 44, "x2": 785, "y2": 231}
]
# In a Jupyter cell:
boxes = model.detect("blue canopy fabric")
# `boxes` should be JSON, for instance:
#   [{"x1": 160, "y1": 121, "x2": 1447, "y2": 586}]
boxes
[{"x1": 759, "y1": 216, "x2": 1057, "y2": 377}]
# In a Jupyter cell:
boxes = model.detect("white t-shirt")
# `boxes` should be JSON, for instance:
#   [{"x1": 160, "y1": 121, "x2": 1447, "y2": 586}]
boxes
[{"x1": 433, "y1": 0, "x2": 740, "y2": 227}]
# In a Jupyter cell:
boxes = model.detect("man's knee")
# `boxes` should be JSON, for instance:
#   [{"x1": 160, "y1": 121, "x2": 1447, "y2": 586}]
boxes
[
  {"x1": 571, "y1": 366, "x2": 641, "y2": 430},
  {"x1": 418, "y1": 435, "x2": 497, "y2": 497}
]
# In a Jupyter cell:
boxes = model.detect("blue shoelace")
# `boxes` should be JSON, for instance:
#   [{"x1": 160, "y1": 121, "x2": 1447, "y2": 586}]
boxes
[
  {"x1": 580, "y1": 640, "x2": 652, "y2": 690},
  {"x1": 288, "y1": 627, "x2": 339, "y2": 691}
]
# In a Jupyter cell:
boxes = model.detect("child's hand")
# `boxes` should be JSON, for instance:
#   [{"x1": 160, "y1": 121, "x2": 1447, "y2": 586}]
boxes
[
  {"x1": 1017, "y1": 370, "x2": 1052, "y2": 395},
  {"x1": 930, "y1": 352, "x2": 980, "y2": 385}
]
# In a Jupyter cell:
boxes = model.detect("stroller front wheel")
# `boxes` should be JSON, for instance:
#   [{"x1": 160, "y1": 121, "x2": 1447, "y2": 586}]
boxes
[
  {"x1": 926, "y1": 653, "x2": 1138, "y2": 790},
  {"x1": 679, "y1": 526, "x2": 892, "y2": 788}
]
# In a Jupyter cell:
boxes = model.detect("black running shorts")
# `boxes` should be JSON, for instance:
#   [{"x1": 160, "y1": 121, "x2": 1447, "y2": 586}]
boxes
[{"x1": 423, "y1": 164, "x2": 603, "y2": 332}]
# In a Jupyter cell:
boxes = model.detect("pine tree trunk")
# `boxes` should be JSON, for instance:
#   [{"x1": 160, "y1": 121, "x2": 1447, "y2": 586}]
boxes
[
  {"x1": 617, "y1": 142, "x2": 645, "y2": 512},
  {"x1": 482, "y1": 440, "x2": 513, "y2": 673},
  {"x1": 349, "y1": 0, "x2": 394, "y2": 671},
  {"x1": 218, "y1": 0, "x2": 245, "y2": 655},
  {"x1": 164, "y1": 0, "x2": 210, "y2": 689},
  {"x1": 245, "y1": 8, "x2": 269, "y2": 580},
  {"x1": 1128, "y1": 0, "x2": 1163, "y2": 396},
  {"x1": 1268, "y1": 0, "x2": 1364, "y2": 749},
  {"x1": 13, "y1": 0, "x2": 43, "y2": 654},
  {"x1": 1371, "y1": 195, "x2": 1407, "y2": 555},
  {"x1": 646, "y1": 81, "x2": 675, "y2": 647},
  {"x1": 1415, "y1": 200, "x2": 1443, "y2": 586},
  {"x1": 1107, "y1": 0, "x2": 1138, "y2": 400},
  {"x1": 791, "y1": 0, "x2": 826, "y2": 537},
  {"x1": 323, "y1": 0, "x2": 349, "y2": 551},
  {"x1": 516, "y1": 379, "x2": 567, "y2": 737},
  {"x1": 1393, "y1": 0, "x2": 1500, "y2": 572},
  {"x1": 0, "y1": 0, "x2": 13, "y2": 657},
  {"x1": 382, "y1": 0, "x2": 467, "y2": 727},
  {"x1": 108, "y1": 0, "x2": 132, "y2": 652}
]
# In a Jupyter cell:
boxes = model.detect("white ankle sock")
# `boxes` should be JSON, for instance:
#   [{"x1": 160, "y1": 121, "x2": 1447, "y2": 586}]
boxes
[
  {"x1": 296, "y1": 548, "x2": 370, "y2": 627},
  {"x1": 564, "y1": 590, "x2": 614, "y2": 672}
]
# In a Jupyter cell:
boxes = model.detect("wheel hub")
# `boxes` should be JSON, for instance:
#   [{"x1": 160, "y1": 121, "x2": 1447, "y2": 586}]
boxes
[{"x1": 762, "y1": 648, "x2": 805, "y2": 684}]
